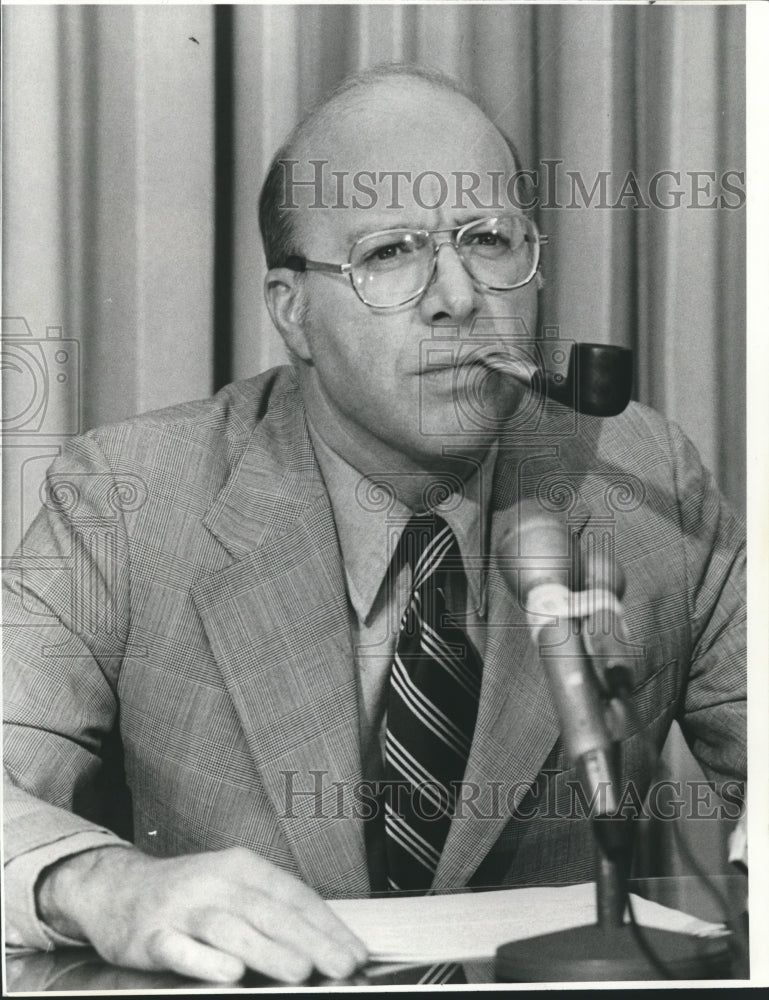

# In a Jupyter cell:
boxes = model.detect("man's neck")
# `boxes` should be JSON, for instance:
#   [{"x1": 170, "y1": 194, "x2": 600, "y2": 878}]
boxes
[{"x1": 298, "y1": 371, "x2": 496, "y2": 512}]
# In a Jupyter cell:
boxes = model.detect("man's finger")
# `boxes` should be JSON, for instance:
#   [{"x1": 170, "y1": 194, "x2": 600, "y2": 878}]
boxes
[
  {"x1": 286, "y1": 892, "x2": 368, "y2": 964},
  {"x1": 188, "y1": 908, "x2": 314, "y2": 983},
  {"x1": 236, "y1": 853, "x2": 367, "y2": 963},
  {"x1": 231, "y1": 895, "x2": 362, "y2": 980},
  {"x1": 144, "y1": 928, "x2": 245, "y2": 983}
]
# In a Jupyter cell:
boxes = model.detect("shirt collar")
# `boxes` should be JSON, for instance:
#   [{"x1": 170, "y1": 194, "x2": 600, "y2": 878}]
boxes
[{"x1": 307, "y1": 422, "x2": 497, "y2": 624}]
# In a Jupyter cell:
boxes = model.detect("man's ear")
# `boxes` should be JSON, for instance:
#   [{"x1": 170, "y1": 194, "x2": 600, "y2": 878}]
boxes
[{"x1": 264, "y1": 269, "x2": 312, "y2": 361}]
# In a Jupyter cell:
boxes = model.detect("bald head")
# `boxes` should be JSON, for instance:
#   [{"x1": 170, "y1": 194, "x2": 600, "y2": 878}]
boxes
[{"x1": 258, "y1": 64, "x2": 524, "y2": 268}]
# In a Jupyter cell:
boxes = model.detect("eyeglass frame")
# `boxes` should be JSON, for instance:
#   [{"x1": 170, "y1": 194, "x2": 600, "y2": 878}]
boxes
[{"x1": 280, "y1": 214, "x2": 549, "y2": 309}]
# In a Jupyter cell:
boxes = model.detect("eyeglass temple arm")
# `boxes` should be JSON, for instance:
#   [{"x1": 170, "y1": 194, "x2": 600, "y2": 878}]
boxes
[{"x1": 282, "y1": 255, "x2": 351, "y2": 275}]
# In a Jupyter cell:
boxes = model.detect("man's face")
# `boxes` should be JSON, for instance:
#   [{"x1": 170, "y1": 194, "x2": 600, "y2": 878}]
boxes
[{"x1": 271, "y1": 82, "x2": 540, "y2": 476}]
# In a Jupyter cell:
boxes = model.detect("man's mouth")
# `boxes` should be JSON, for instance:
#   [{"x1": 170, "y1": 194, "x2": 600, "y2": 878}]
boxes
[
  {"x1": 476, "y1": 353, "x2": 539, "y2": 382},
  {"x1": 419, "y1": 354, "x2": 537, "y2": 382}
]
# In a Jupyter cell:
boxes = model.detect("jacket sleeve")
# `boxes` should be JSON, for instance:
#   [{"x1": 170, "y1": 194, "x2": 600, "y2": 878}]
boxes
[
  {"x1": 667, "y1": 419, "x2": 747, "y2": 790},
  {"x1": 3, "y1": 433, "x2": 136, "y2": 947}
]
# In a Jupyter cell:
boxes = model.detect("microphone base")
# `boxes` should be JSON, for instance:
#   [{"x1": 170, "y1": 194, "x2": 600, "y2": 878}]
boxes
[{"x1": 494, "y1": 924, "x2": 732, "y2": 982}]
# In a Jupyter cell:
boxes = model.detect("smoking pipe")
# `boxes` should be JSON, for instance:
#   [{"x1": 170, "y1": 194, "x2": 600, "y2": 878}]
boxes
[{"x1": 488, "y1": 342, "x2": 633, "y2": 417}]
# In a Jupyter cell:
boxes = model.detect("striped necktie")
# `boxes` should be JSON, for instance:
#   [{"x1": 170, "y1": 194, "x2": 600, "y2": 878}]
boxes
[{"x1": 384, "y1": 512, "x2": 483, "y2": 894}]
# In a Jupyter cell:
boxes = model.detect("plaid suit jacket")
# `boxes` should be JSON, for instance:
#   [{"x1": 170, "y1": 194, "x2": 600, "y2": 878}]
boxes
[{"x1": 3, "y1": 366, "x2": 746, "y2": 934}]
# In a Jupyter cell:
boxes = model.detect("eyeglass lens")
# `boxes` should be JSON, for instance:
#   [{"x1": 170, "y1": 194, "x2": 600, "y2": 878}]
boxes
[{"x1": 350, "y1": 215, "x2": 538, "y2": 307}]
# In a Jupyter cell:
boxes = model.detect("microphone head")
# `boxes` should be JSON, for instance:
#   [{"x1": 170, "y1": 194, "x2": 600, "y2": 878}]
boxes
[
  {"x1": 498, "y1": 501, "x2": 626, "y2": 600},
  {"x1": 581, "y1": 542, "x2": 627, "y2": 599},
  {"x1": 497, "y1": 500, "x2": 573, "y2": 600}
]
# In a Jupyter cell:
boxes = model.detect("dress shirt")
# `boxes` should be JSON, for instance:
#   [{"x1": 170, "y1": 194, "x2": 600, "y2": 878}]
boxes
[{"x1": 305, "y1": 423, "x2": 498, "y2": 783}]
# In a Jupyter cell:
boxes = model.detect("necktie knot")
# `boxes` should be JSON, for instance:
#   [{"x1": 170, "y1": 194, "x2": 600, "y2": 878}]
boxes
[{"x1": 400, "y1": 512, "x2": 456, "y2": 594}]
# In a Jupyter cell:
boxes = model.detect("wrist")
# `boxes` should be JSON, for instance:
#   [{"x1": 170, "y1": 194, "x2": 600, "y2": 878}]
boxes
[{"x1": 36, "y1": 845, "x2": 139, "y2": 941}]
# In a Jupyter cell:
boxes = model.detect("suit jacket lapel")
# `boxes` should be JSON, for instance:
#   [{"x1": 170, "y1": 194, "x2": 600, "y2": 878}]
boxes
[
  {"x1": 191, "y1": 382, "x2": 369, "y2": 897},
  {"x1": 434, "y1": 440, "x2": 593, "y2": 891}
]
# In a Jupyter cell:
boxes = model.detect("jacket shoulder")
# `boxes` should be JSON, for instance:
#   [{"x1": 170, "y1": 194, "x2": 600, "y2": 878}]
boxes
[
  {"x1": 500, "y1": 399, "x2": 713, "y2": 525},
  {"x1": 74, "y1": 366, "x2": 299, "y2": 472},
  {"x1": 550, "y1": 400, "x2": 685, "y2": 478}
]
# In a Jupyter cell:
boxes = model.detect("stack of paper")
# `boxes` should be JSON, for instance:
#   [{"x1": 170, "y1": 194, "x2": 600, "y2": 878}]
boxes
[{"x1": 328, "y1": 882, "x2": 727, "y2": 963}]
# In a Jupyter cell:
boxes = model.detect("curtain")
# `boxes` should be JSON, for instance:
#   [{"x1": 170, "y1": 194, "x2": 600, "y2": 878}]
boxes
[{"x1": 2, "y1": 4, "x2": 746, "y2": 881}]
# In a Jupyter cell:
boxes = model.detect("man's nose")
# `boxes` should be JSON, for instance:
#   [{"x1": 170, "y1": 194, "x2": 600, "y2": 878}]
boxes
[{"x1": 418, "y1": 243, "x2": 479, "y2": 325}]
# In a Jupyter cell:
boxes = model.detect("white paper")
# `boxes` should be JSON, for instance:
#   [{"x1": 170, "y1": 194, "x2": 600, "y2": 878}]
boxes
[{"x1": 328, "y1": 883, "x2": 728, "y2": 963}]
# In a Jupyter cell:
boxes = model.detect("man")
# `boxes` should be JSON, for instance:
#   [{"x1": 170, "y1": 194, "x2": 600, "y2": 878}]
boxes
[{"x1": 3, "y1": 65, "x2": 746, "y2": 983}]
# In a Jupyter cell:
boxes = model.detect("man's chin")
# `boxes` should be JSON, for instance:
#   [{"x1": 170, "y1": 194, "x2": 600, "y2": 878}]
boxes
[
  {"x1": 417, "y1": 385, "x2": 527, "y2": 445},
  {"x1": 410, "y1": 420, "x2": 504, "y2": 466}
]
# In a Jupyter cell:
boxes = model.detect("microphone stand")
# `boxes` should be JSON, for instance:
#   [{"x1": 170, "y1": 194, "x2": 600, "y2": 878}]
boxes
[{"x1": 494, "y1": 633, "x2": 733, "y2": 983}]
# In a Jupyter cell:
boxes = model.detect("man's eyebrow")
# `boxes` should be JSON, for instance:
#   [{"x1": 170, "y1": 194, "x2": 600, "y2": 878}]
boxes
[
  {"x1": 344, "y1": 214, "x2": 494, "y2": 244},
  {"x1": 345, "y1": 219, "x2": 418, "y2": 242}
]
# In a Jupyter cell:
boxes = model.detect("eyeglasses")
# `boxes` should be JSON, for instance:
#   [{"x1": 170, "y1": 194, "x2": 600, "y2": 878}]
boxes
[{"x1": 282, "y1": 214, "x2": 548, "y2": 309}]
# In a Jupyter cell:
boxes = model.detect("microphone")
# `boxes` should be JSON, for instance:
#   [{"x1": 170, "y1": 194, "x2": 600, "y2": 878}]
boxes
[
  {"x1": 579, "y1": 540, "x2": 636, "y2": 704},
  {"x1": 498, "y1": 502, "x2": 625, "y2": 841},
  {"x1": 495, "y1": 501, "x2": 733, "y2": 981},
  {"x1": 486, "y1": 342, "x2": 633, "y2": 417}
]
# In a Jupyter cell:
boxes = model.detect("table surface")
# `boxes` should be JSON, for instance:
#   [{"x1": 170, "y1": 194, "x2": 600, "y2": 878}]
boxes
[{"x1": 4, "y1": 876, "x2": 749, "y2": 992}]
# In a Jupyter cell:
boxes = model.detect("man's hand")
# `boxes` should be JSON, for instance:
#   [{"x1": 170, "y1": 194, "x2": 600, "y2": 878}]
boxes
[{"x1": 36, "y1": 845, "x2": 368, "y2": 984}]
